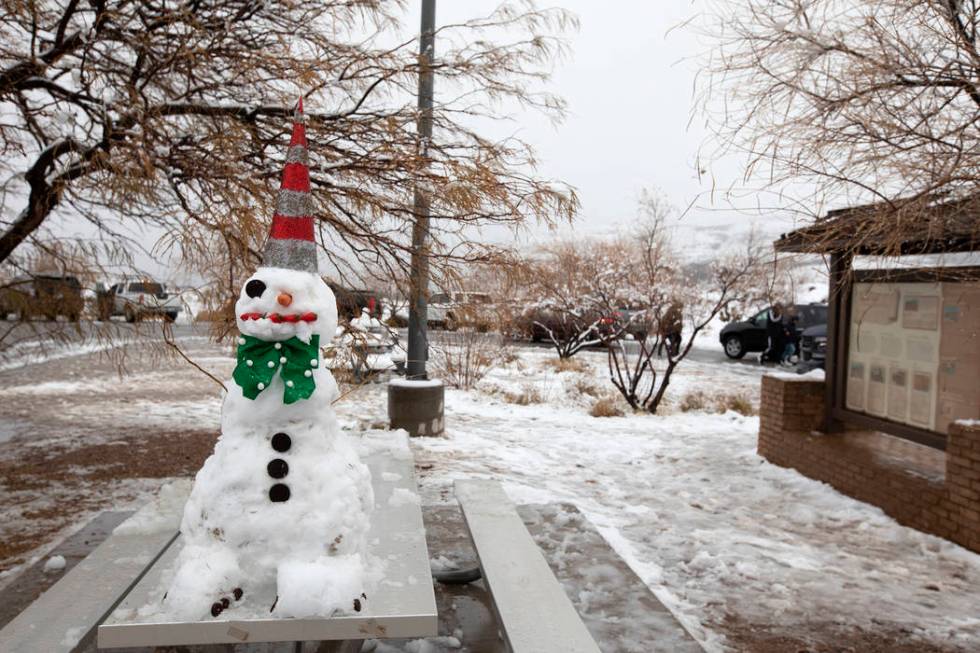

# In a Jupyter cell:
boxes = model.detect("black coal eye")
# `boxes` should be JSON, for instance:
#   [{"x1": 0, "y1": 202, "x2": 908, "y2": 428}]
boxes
[{"x1": 245, "y1": 279, "x2": 266, "y2": 298}]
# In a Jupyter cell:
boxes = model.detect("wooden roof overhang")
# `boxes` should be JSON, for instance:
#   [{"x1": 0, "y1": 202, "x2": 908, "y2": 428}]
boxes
[{"x1": 774, "y1": 195, "x2": 980, "y2": 256}]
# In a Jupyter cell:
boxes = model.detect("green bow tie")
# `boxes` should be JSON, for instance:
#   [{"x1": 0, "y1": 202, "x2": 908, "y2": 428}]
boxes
[{"x1": 232, "y1": 334, "x2": 321, "y2": 404}]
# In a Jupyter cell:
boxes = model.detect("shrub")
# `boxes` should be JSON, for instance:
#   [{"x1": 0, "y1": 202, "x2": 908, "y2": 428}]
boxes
[
  {"x1": 589, "y1": 397, "x2": 624, "y2": 417},
  {"x1": 503, "y1": 383, "x2": 544, "y2": 405},
  {"x1": 680, "y1": 391, "x2": 709, "y2": 412},
  {"x1": 545, "y1": 357, "x2": 587, "y2": 373},
  {"x1": 715, "y1": 393, "x2": 756, "y2": 416},
  {"x1": 679, "y1": 390, "x2": 756, "y2": 416},
  {"x1": 431, "y1": 330, "x2": 508, "y2": 390},
  {"x1": 574, "y1": 378, "x2": 601, "y2": 398}
]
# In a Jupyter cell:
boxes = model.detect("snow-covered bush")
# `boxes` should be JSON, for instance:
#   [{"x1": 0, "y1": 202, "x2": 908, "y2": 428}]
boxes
[
  {"x1": 601, "y1": 197, "x2": 771, "y2": 414},
  {"x1": 509, "y1": 239, "x2": 644, "y2": 358}
]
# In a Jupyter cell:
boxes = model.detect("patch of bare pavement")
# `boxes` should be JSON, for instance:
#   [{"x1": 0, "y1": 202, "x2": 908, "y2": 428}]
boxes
[
  {"x1": 0, "y1": 324, "x2": 225, "y2": 579},
  {"x1": 717, "y1": 613, "x2": 969, "y2": 653}
]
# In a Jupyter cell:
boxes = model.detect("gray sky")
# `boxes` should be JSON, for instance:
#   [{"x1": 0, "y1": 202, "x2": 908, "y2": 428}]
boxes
[{"x1": 404, "y1": 0, "x2": 800, "y2": 252}]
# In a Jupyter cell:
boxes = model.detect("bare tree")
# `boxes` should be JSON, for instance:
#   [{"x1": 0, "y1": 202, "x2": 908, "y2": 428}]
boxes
[
  {"x1": 514, "y1": 239, "x2": 637, "y2": 359},
  {"x1": 607, "y1": 240, "x2": 767, "y2": 414},
  {"x1": 699, "y1": 0, "x2": 980, "y2": 247},
  {"x1": 0, "y1": 1, "x2": 579, "y2": 350}
]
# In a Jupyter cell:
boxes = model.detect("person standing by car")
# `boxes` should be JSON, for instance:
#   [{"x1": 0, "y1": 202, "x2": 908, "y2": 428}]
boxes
[
  {"x1": 761, "y1": 302, "x2": 785, "y2": 365},
  {"x1": 782, "y1": 310, "x2": 800, "y2": 366},
  {"x1": 656, "y1": 300, "x2": 683, "y2": 356}
]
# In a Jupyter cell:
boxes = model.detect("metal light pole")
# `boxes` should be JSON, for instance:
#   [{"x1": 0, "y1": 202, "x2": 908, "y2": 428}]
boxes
[
  {"x1": 406, "y1": 0, "x2": 436, "y2": 380},
  {"x1": 388, "y1": 0, "x2": 444, "y2": 437}
]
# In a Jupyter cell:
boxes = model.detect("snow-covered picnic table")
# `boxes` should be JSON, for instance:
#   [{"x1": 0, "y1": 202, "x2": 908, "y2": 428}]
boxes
[
  {"x1": 0, "y1": 433, "x2": 436, "y2": 652},
  {"x1": 97, "y1": 434, "x2": 436, "y2": 649}
]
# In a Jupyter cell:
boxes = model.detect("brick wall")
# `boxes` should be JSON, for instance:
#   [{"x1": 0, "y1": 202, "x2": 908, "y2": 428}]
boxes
[
  {"x1": 758, "y1": 375, "x2": 980, "y2": 553},
  {"x1": 946, "y1": 422, "x2": 980, "y2": 552}
]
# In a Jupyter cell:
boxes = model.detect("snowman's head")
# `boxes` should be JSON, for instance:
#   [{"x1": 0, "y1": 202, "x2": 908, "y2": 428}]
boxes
[{"x1": 235, "y1": 266, "x2": 337, "y2": 343}]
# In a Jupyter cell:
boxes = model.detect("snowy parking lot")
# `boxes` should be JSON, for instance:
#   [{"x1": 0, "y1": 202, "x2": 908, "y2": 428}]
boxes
[{"x1": 0, "y1": 325, "x2": 978, "y2": 652}]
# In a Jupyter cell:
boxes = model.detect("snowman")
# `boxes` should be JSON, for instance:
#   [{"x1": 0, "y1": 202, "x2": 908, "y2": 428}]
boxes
[{"x1": 163, "y1": 99, "x2": 374, "y2": 621}]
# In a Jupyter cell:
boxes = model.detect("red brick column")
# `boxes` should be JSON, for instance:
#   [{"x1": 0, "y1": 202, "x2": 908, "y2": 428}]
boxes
[
  {"x1": 947, "y1": 422, "x2": 980, "y2": 551},
  {"x1": 758, "y1": 376, "x2": 825, "y2": 465}
]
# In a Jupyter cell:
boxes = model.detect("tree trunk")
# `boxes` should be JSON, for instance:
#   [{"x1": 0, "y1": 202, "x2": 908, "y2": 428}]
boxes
[
  {"x1": 646, "y1": 359, "x2": 677, "y2": 414},
  {"x1": 0, "y1": 182, "x2": 60, "y2": 264}
]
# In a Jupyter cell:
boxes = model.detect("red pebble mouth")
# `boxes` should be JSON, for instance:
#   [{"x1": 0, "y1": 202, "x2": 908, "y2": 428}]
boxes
[{"x1": 240, "y1": 312, "x2": 317, "y2": 323}]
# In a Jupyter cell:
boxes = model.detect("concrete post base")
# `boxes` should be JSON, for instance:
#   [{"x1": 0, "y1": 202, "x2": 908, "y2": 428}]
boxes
[{"x1": 388, "y1": 379, "x2": 445, "y2": 437}]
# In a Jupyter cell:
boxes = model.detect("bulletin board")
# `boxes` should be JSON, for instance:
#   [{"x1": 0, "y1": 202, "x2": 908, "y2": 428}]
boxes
[{"x1": 845, "y1": 280, "x2": 980, "y2": 435}]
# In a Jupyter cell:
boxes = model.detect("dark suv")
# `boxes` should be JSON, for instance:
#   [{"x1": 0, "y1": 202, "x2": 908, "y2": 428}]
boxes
[
  {"x1": 719, "y1": 303, "x2": 827, "y2": 359},
  {"x1": 796, "y1": 323, "x2": 828, "y2": 372}
]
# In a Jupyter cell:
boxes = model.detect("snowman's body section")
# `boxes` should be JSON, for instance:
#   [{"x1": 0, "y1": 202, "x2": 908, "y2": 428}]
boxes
[{"x1": 163, "y1": 266, "x2": 374, "y2": 620}]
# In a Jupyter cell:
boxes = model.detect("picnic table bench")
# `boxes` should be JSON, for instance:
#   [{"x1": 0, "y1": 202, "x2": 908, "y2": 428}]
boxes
[{"x1": 455, "y1": 480, "x2": 601, "y2": 653}]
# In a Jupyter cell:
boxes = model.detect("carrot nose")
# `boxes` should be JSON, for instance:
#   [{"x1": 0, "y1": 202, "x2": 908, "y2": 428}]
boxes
[{"x1": 277, "y1": 292, "x2": 293, "y2": 307}]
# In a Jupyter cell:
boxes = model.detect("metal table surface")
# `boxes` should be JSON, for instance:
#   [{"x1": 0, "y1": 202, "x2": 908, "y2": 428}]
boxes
[{"x1": 98, "y1": 436, "x2": 437, "y2": 648}]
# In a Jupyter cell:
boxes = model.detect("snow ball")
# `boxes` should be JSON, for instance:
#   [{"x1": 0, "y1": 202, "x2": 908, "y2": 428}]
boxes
[
  {"x1": 406, "y1": 638, "x2": 461, "y2": 652},
  {"x1": 44, "y1": 555, "x2": 67, "y2": 573},
  {"x1": 238, "y1": 337, "x2": 246, "y2": 345},
  {"x1": 257, "y1": 382, "x2": 265, "y2": 390},
  {"x1": 304, "y1": 370, "x2": 312, "y2": 377},
  {"x1": 286, "y1": 380, "x2": 294, "y2": 388},
  {"x1": 267, "y1": 360, "x2": 275, "y2": 368},
  {"x1": 246, "y1": 359, "x2": 253, "y2": 367},
  {"x1": 429, "y1": 555, "x2": 459, "y2": 571},
  {"x1": 275, "y1": 342, "x2": 282, "y2": 350},
  {"x1": 279, "y1": 356, "x2": 287, "y2": 364},
  {"x1": 310, "y1": 359, "x2": 318, "y2": 367},
  {"x1": 275, "y1": 555, "x2": 366, "y2": 618}
]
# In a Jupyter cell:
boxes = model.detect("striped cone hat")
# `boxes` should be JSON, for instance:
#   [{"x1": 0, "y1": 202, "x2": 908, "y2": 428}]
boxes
[{"x1": 263, "y1": 97, "x2": 317, "y2": 273}]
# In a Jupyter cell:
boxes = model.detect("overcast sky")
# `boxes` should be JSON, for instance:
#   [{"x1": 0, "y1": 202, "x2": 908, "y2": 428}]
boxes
[
  {"x1": 34, "y1": 1, "x2": 802, "y2": 284},
  {"x1": 401, "y1": 0, "x2": 799, "y2": 250}
]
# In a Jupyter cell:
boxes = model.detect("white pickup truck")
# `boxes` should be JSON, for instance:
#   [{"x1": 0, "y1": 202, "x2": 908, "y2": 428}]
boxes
[{"x1": 97, "y1": 279, "x2": 182, "y2": 322}]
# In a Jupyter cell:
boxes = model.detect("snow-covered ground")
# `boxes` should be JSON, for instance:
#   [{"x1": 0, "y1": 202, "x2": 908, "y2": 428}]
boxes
[
  {"x1": 338, "y1": 347, "x2": 980, "y2": 651},
  {"x1": 0, "y1": 327, "x2": 977, "y2": 651}
]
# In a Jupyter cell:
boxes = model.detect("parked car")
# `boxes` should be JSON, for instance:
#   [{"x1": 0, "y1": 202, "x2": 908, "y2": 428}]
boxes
[
  {"x1": 515, "y1": 305, "x2": 637, "y2": 344},
  {"x1": 719, "y1": 303, "x2": 828, "y2": 359},
  {"x1": 0, "y1": 275, "x2": 83, "y2": 321},
  {"x1": 614, "y1": 307, "x2": 651, "y2": 342},
  {"x1": 796, "y1": 323, "x2": 828, "y2": 373},
  {"x1": 428, "y1": 291, "x2": 495, "y2": 331},
  {"x1": 329, "y1": 284, "x2": 385, "y2": 323},
  {"x1": 98, "y1": 279, "x2": 182, "y2": 322}
]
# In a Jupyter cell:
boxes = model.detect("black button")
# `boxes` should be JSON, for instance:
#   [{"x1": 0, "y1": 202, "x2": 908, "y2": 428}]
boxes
[
  {"x1": 267, "y1": 458, "x2": 288, "y2": 479},
  {"x1": 245, "y1": 279, "x2": 266, "y2": 298},
  {"x1": 271, "y1": 432, "x2": 291, "y2": 452},
  {"x1": 269, "y1": 483, "x2": 290, "y2": 502}
]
